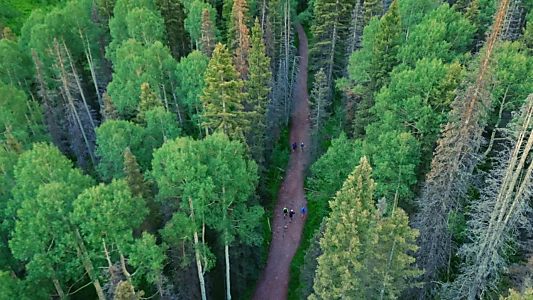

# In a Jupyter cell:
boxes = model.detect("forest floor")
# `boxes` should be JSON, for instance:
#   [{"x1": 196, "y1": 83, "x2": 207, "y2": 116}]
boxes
[{"x1": 253, "y1": 23, "x2": 311, "y2": 300}]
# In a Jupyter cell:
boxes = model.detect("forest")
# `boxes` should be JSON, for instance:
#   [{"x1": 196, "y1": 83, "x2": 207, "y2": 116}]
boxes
[{"x1": 2, "y1": 0, "x2": 533, "y2": 298}]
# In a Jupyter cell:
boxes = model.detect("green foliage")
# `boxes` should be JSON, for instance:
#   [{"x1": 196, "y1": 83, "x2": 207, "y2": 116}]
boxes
[
  {"x1": 246, "y1": 18, "x2": 272, "y2": 167},
  {"x1": 175, "y1": 50, "x2": 209, "y2": 131},
  {"x1": 155, "y1": 0, "x2": 189, "y2": 58},
  {"x1": 144, "y1": 106, "x2": 181, "y2": 149},
  {"x1": 398, "y1": 3, "x2": 475, "y2": 67},
  {"x1": 107, "y1": 40, "x2": 176, "y2": 118},
  {"x1": 310, "y1": 157, "x2": 421, "y2": 299},
  {"x1": 127, "y1": 232, "x2": 167, "y2": 285},
  {"x1": 72, "y1": 179, "x2": 148, "y2": 248},
  {"x1": 125, "y1": 7, "x2": 165, "y2": 45},
  {"x1": 95, "y1": 120, "x2": 148, "y2": 181},
  {"x1": 0, "y1": 39, "x2": 33, "y2": 87},
  {"x1": 0, "y1": 82, "x2": 47, "y2": 147},
  {"x1": 200, "y1": 43, "x2": 249, "y2": 141}
]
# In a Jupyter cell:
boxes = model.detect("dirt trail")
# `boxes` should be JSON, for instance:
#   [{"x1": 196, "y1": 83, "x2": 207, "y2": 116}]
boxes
[{"x1": 253, "y1": 23, "x2": 310, "y2": 300}]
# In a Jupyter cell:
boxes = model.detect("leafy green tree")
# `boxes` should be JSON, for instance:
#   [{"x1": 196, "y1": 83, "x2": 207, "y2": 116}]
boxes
[
  {"x1": 0, "y1": 39, "x2": 33, "y2": 88},
  {"x1": 175, "y1": 50, "x2": 209, "y2": 133},
  {"x1": 202, "y1": 133, "x2": 263, "y2": 299},
  {"x1": 107, "y1": 40, "x2": 176, "y2": 118},
  {"x1": 126, "y1": 7, "x2": 165, "y2": 46},
  {"x1": 107, "y1": 0, "x2": 158, "y2": 63},
  {"x1": 397, "y1": 0, "x2": 438, "y2": 37},
  {"x1": 299, "y1": 218, "x2": 326, "y2": 299},
  {"x1": 185, "y1": 1, "x2": 217, "y2": 50},
  {"x1": 0, "y1": 82, "x2": 48, "y2": 147},
  {"x1": 10, "y1": 182, "x2": 93, "y2": 299},
  {"x1": 72, "y1": 179, "x2": 148, "y2": 262},
  {"x1": 397, "y1": 3, "x2": 475, "y2": 67},
  {"x1": 95, "y1": 120, "x2": 148, "y2": 181},
  {"x1": 200, "y1": 43, "x2": 249, "y2": 141},
  {"x1": 152, "y1": 137, "x2": 216, "y2": 300},
  {"x1": 136, "y1": 82, "x2": 163, "y2": 125},
  {"x1": 310, "y1": 157, "x2": 420, "y2": 299},
  {"x1": 144, "y1": 106, "x2": 181, "y2": 152},
  {"x1": 127, "y1": 233, "x2": 168, "y2": 296},
  {"x1": 245, "y1": 18, "x2": 271, "y2": 167}
]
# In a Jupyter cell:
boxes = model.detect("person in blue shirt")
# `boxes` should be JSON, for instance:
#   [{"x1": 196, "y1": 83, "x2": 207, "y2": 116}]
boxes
[
  {"x1": 301, "y1": 206, "x2": 307, "y2": 219},
  {"x1": 292, "y1": 143, "x2": 297, "y2": 152}
]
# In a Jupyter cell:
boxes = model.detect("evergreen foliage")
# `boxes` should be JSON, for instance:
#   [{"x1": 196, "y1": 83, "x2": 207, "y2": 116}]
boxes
[{"x1": 200, "y1": 43, "x2": 249, "y2": 142}]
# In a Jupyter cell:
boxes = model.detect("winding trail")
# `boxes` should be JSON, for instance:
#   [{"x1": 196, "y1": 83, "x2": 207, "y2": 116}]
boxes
[{"x1": 253, "y1": 23, "x2": 310, "y2": 300}]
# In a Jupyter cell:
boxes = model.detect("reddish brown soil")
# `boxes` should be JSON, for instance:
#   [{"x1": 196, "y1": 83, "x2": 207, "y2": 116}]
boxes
[{"x1": 253, "y1": 23, "x2": 310, "y2": 300}]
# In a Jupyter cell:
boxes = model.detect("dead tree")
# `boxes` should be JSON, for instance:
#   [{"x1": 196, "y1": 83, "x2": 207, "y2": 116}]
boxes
[
  {"x1": 445, "y1": 94, "x2": 533, "y2": 299},
  {"x1": 413, "y1": 0, "x2": 513, "y2": 297}
]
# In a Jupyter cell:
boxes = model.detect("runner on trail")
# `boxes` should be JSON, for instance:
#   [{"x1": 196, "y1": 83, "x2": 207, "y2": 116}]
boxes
[
  {"x1": 301, "y1": 206, "x2": 307, "y2": 219},
  {"x1": 300, "y1": 142, "x2": 305, "y2": 152},
  {"x1": 283, "y1": 207, "x2": 288, "y2": 219},
  {"x1": 289, "y1": 209, "x2": 295, "y2": 221},
  {"x1": 292, "y1": 143, "x2": 297, "y2": 152}
]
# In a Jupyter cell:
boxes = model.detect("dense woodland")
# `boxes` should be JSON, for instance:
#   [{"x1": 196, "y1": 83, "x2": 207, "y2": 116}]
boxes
[{"x1": 3, "y1": 0, "x2": 533, "y2": 299}]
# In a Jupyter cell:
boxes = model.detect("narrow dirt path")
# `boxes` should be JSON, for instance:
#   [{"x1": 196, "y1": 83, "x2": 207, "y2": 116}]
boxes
[{"x1": 253, "y1": 23, "x2": 310, "y2": 300}]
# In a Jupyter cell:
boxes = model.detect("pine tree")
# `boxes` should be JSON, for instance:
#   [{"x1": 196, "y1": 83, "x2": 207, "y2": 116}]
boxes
[
  {"x1": 155, "y1": 0, "x2": 189, "y2": 58},
  {"x1": 299, "y1": 218, "x2": 326, "y2": 299},
  {"x1": 103, "y1": 92, "x2": 120, "y2": 121},
  {"x1": 200, "y1": 43, "x2": 249, "y2": 142},
  {"x1": 201, "y1": 8, "x2": 217, "y2": 57},
  {"x1": 136, "y1": 82, "x2": 163, "y2": 125},
  {"x1": 363, "y1": 0, "x2": 384, "y2": 26},
  {"x1": 310, "y1": 157, "x2": 420, "y2": 299},
  {"x1": 310, "y1": 156, "x2": 377, "y2": 298},
  {"x1": 309, "y1": 68, "x2": 331, "y2": 156},
  {"x1": 229, "y1": 0, "x2": 252, "y2": 79},
  {"x1": 310, "y1": 0, "x2": 354, "y2": 86},
  {"x1": 124, "y1": 147, "x2": 151, "y2": 200},
  {"x1": 370, "y1": 0, "x2": 401, "y2": 91},
  {"x1": 245, "y1": 18, "x2": 271, "y2": 167}
]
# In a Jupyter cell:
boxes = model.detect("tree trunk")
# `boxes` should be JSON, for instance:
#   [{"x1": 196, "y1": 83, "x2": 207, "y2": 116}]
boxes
[
  {"x1": 54, "y1": 38, "x2": 97, "y2": 167},
  {"x1": 74, "y1": 228, "x2": 106, "y2": 300},
  {"x1": 225, "y1": 243, "x2": 231, "y2": 300},
  {"x1": 189, "y1": 198, "x2": 208, "y2": 300},
  {"x1": 63, "y1": 40, "x2": 96, "y2": 130},
  {"x1": 83, "y1": 33, "x2": 103, "y2": 117},
  {"x1": 52, "y1": 276, "x2": 67, "y2": 300}
]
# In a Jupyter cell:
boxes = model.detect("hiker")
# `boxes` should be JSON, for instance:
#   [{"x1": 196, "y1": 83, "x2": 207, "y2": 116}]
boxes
[
  {"x1": 300, "y1": 142, "x2": 305, "y2": 152},
  {"x1": 301, "y1": 206, "x2": 307, "y2": 219},
  {"x1": 283, "y1": 207, "x2": 288, "y2": 219},
  {"x1": 292, "y1": 143, "x2": 297, "y2": 152},
  {"x1": 289, "y1": 209, "x2": 295, "y2": 221}
]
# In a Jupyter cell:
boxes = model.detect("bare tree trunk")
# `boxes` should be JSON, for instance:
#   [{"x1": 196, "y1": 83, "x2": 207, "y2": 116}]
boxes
[
  {"x1": 74, "y1": 228, "x2": 106, "y2": 300},
  {"x1": 83, "y1": 33, "x2": 103, "y2": 116},
  {"x1": 63, "y1": 40, "x2": 96, "y2": 130},
  {"x1": 52, "y1": 276, "x2": 67, "y2": 300},
  {"x1": 189, "y1": 198, "x2": 208, "y2": 300},
  {"x1": 54, "y1": 39, "x2": 97, "y2": 167}
]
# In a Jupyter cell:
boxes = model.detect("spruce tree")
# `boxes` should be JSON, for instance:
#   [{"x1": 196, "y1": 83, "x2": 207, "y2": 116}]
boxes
[
  {"x1": 245, "y1": 18, "x2": 271, "y2": 167},
  {"x1": 136, "y1": 82, "x2": 163, "y2": 125},
  {"x1": 229, "y1": 0, "x2": 252, "y2": 79},
  {"x1": 370, "y1": 0, "x2": 401, "y2": 91},
  {"x1": 310, "y1": 156, "x2": 377, "y2": 298},
  {"x1": 103, "y1": 92, "x2": 120, "y2": 121},
  {"x1": 310, "y1": 157, "x2": 420, "y2": 299},
  {"x1": 201, "y1": 8, "x2": 217, "y2": 57},
  {"x1": 200, "y1": 43, "x2": 249, "y2": 142},
  {"x1": 363, "y1": 0, "x2": 384, "y2": 26},
  {"x1": 124, "y1": 147, "x2": 151, "y2": 200},
  {"x1": 310, "y1": 0, "x2": 354, "y2": 86},
  {"x1": 154, "y1": 0, "x2": 189, "y2": 58}
]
